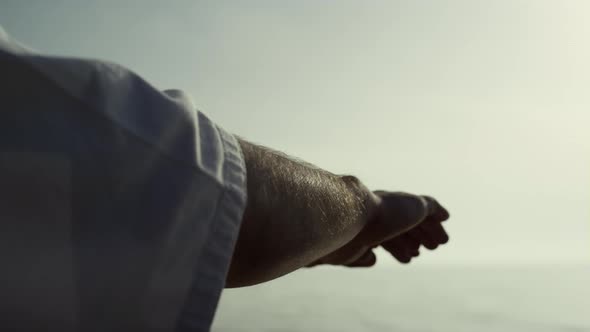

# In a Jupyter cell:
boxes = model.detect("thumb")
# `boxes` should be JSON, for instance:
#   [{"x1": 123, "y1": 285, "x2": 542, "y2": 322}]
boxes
[{"x1": 363, "y1": 192, "x2": 434, "y2": 245}]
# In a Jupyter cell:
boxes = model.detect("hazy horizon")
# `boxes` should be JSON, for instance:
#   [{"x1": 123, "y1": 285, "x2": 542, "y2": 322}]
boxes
[{"x1": 213, "y1": 264, "x2": 590, "y2": 331}]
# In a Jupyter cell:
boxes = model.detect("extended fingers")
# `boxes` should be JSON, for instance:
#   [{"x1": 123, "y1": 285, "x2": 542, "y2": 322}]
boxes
[
  {"x1": 382, "y1": 238, "x2": 410, "y2": 263},
  {"x1": 421, "y1": 195, "x2": 450, "y2": 222},
  {"x1": 381, "y1": 220, "x2": 449, "y2": 263},
  {"x1": 382, "y1": 234, "x2": 421, "y2": 264},
  {"x1": 422, "y1": 219, "x2": 449, "y2": 244},
  {"x1": 407, "y1": 220, "x2": 449, "y2": 250},
  {"x1": 366, "y1": 191, "x2": 450, "y2": 265}
]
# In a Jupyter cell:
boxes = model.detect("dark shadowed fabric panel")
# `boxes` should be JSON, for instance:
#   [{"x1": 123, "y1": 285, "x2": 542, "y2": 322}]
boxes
[{"x1": 0, "y1": 32, "x2": 247, "y2": 332}]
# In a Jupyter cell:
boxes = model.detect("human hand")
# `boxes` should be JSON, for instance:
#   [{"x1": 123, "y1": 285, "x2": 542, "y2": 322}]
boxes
[{"x1": 308, "y1": 191, "x2": 450, "y2": 267}]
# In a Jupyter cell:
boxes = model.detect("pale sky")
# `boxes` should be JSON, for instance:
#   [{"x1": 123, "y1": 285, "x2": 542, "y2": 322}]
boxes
[{"x1": 1, "y1": 0, "x2": 588, "y2": 264}]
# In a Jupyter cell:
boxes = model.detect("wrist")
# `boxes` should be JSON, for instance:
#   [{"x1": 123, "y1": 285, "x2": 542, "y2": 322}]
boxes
[{"x1": 340, "y1": 175, "x2": 382, "y2": 226}]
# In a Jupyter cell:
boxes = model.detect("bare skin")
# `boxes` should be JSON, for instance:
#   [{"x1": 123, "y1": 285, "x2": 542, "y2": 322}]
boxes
[{"x1": 226, "y1": 140, "x2": 450, "y2": 288}]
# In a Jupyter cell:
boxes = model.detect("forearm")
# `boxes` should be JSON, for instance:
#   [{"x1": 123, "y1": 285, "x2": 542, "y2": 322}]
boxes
[{"x1": 226, "y1": 139, "x2": 376, "y2": 287}]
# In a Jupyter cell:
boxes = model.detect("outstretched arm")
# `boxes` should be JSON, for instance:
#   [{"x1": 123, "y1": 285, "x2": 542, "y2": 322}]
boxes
[
  {"x1": 226, "y1": 139, "x2": 378, "y2": 287},
  {"x1": 226, "y1": 139, "x2": 450, "y2": 288}
]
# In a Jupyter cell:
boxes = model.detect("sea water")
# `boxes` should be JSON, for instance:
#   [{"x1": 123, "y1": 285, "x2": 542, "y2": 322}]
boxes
[{"x1": 213, "y1": 264, "x2": 590, "y2": 332}]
